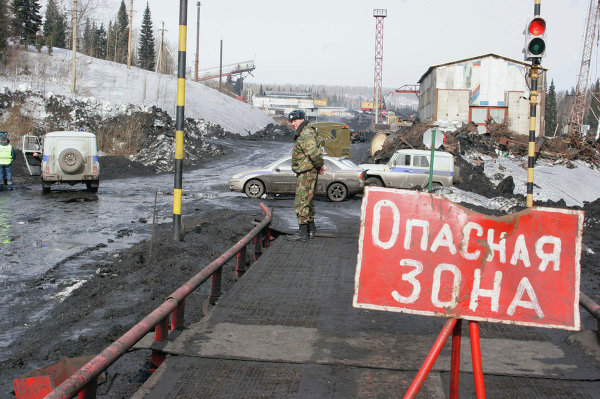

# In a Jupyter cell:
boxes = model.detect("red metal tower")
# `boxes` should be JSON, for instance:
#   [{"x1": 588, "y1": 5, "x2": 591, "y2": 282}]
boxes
[{"x1": 373, "y1": 9, "x2": 387, "y2": 125}]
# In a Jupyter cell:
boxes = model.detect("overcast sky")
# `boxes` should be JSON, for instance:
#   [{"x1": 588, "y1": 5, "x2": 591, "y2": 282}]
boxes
[{"x1": 45, "y1": 1, "x2": 590, "y2": 91}]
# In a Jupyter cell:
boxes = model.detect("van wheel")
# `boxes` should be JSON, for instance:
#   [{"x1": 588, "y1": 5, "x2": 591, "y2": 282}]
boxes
[
  {"x1": 365, "y1": 177, "x2": 383, "y2": 187},
  {"x1": 327, "y1": 182, "x2": 347, "y2": 202},
  {"x1": 42, "y1": 184, "x2": 51, "y2": 194},
  {"x1": 58, "y1": 148, "x2": 84, "y2": 174}
]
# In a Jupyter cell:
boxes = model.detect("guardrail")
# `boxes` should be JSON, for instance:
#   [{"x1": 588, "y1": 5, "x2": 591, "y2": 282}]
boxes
[
  {"x1": 580, "y1": 293, "x2": 600, "y2": 341},
  {"x1": 42, "y1": 203, "x2": 273, "y2": 399}
]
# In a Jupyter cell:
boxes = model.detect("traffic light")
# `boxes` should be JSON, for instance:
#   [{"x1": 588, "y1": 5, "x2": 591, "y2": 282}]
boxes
[{"x1": 524, "y1": 17, "x2": 546, "y2": 60}]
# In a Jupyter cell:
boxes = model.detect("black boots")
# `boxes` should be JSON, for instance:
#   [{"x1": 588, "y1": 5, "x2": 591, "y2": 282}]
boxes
[
  {"x1": 288, "y1": 223, "x2": 309, "y2": 241},
  {"x1": 288, "y1": 222, "x2": 316, "y2": 241},
  {"x1": 308, "y1": 221, "x2": 316, "y2": 239}
]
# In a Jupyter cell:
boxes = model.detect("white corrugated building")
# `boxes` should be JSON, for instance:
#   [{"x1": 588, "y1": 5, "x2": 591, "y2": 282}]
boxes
[
  {"x1": 251, "y1": 91, "x2": 317, "y2": 118},
  {"x1": 417, "y1": 53, "x2": 546, "y2": 135}
]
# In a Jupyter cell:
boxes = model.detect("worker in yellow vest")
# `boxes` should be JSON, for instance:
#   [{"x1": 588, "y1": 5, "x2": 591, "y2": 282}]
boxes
[{"x1": 0, "y1": 132, "x2": 15, "y2": 191}]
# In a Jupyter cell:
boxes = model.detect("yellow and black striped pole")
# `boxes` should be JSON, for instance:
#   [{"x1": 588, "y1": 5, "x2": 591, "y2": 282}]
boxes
[
  {"x1": 173, "y1": 0, "x2": 188, "y2": 241},
  {"x1": 526, "y1": 0, "x2": 542, "y2": 209},
  {"x1": 527, "y1": 63, "x2": 539, "y2": 208}
]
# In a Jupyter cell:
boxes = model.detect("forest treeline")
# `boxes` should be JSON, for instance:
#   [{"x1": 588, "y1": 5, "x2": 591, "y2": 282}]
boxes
[{"x1": 0, "y1": 0, "x2": 166, "y2": 73}]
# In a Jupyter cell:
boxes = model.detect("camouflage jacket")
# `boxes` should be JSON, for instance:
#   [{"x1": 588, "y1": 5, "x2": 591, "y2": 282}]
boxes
[{"x1": 292, "y1": 121, "x2": 324, "y2": 174}]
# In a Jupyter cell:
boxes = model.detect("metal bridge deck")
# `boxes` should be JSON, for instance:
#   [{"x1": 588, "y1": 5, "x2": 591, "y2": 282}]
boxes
[{"x1": 132, "y1": 233, "x2": 600, "y2": 398}]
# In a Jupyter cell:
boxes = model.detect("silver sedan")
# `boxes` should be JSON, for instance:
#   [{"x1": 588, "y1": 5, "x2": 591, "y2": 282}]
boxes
[{"x1": 229, "y1": 156, "x2": 364, "y2": 201}]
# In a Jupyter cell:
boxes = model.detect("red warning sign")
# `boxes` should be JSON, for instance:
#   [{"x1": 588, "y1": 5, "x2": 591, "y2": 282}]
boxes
[{"x1": 353, "y1": 187, "x2": 583, "y2": 330}]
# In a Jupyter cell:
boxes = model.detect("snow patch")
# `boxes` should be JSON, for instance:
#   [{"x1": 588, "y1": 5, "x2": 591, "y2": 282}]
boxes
[
  {"x1": 54, "y1": 279, "x2": 87, "y2": 302},
  {"x1": 476, "y1": 153, "x2": 600, "y2": 207},
  {"x1": 0, "y1": 48, "x2": 274, "y2": 135}
]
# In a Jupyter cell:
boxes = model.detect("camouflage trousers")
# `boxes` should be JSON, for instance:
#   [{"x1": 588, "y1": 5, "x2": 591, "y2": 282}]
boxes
[{"x1": 294, "y1": 169, "x2": 318, "y2": 225}]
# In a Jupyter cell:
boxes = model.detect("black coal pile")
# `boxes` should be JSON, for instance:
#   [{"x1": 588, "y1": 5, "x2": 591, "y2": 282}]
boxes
[
  {"x1": 245, "y1": 123, "x2": 294, "y2": 142},
  {"x1": 0, "y1": 90, "x2": 249, "y2": 175},
  {"x1": 126, "y1": 109, "x2": 226, "y2": 172},
  {"x1": 347, "y1": 113, "x2": 373, "y2": 132},
  {"x1": 453, "y1": 153, "x2": 503, "y2": 198}
]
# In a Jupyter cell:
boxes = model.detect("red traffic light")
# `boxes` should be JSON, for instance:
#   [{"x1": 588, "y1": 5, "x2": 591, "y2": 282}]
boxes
[{"x1": 528, "y1": 18, "x2": 546, "y2": 36}]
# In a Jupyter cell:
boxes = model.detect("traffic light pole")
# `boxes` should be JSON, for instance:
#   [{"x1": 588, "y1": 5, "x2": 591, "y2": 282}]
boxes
[
  {"x1": 527, "y1": 60, "x2": 540, "y2": 208},
  {"x1": 526, "y1": 0, "x2": 542, "y2": 209}
]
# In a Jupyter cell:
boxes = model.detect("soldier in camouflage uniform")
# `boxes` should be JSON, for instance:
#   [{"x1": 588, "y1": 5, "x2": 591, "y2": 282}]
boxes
[{"x1": 288, "y1": 110, "x2": 325, "y2": 241}]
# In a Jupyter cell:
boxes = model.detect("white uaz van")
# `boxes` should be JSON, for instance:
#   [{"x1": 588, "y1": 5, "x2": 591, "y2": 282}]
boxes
[{"x1": 23, "y1": 131, "x2": 100, "y2": 194}]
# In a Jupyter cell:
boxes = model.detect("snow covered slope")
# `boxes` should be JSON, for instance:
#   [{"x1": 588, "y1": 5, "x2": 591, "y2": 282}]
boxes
[{"x1": 0, "y1": 48, "x2": 274, "y2": 135}]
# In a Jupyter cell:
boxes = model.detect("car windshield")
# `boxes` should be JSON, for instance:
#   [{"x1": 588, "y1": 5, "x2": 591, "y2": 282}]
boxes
[
  {"x1": 275, "y1": 159, "x2": 292, "y2": 170},
  {"x1": 338, "y1": 158, "x2": 360, "y2": 169},
  {"x1": 324, "y1": 159, "x2": 339, "y2": 171},
  {"x1": 265, "y1": 157, "x2": 290, "y2": 169}
]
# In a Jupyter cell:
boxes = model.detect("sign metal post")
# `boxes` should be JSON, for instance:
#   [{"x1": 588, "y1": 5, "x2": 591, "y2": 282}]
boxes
[{"x1": 428, "y1": 129, "x2": 436, "y2": 192}]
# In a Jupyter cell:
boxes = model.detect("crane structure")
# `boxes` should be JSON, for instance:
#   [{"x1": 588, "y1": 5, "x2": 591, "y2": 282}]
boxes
[
  {"x1": 395, "y1": 85, "x2": 420, "y2": 96},
  {"x1": 373, "y1": 9, "x2": 387, "y2": 126},
  {"x1": 569, "y1": 0, "x2": 600, "y2": 138},
  {"x1": 195, "y1": 60, "x2": 255, "y2": 82}
]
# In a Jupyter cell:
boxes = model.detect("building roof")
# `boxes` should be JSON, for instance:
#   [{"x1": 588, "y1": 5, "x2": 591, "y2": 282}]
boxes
[
  {"x1": 417, "y1": 53, "x2": 547, "y2": 83},
  {"x1": 263, "y1": 91, "x2": 312, "y2": 99}
]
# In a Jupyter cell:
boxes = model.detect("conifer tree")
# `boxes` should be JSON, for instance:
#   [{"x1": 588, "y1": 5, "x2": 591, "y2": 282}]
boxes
[
  {"x1": 0, "y1": 0, "x2": 10, "y2": 61},
  {"x1": 545, "y1": 79, "x2": 558, "y2": 137},
  {"x1": 11, "y1": 0, "x2": 42, "y2": 45},
  {"x1": 137, "y1": 2, "x2": 155, "y2": 70},
  {"x1": 90, "y1": 21, "x2": 98, "y2": 57},
  {"x1": 53, "y1": 7, "x2": 66, "y2": 48},
  {"x1": 82, "y1": 17, "x2": 92, "y2": 55},
  {"x1": 96, "y1": 23, "x2": 107, "y2": 59},
  {"x1": 106, "y1": 20, "x2": 114, "y2": 60},
  {"x1": 42, "y1": 0, "x2": 65, "y2": 50},
  {"x1": 116, "y1": 0, "x2": 128, "y2": 64}
]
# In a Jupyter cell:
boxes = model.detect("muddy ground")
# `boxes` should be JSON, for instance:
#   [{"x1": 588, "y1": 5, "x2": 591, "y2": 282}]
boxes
[
  {"x1": 1, "y1": 201, "x2": 269, "y2": 399},
  {"x1": 2, "y1": 137, "x2": 600, "y2": 398}
]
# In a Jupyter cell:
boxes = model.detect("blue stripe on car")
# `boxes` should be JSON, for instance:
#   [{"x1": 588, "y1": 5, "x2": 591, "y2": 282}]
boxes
[{"x1": 390, "y1": 167, "x2": 453, "y2": 176}]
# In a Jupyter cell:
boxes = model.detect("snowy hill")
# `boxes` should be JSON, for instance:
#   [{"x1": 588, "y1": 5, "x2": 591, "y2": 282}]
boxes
[{"x1": 0, "y1": 47, "x2": 274, "y2": 135}]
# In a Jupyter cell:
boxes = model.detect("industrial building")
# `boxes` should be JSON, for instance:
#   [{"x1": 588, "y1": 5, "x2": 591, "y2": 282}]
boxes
[
  {"x1": 251, "y1": 91, "x2": 318, "y2": 119},
  {"x1": 251, "y1": 91, "x2": 353, "y2": 120},
  {"x1": 417, "y1": 53, "x2": 546, "y2": 135}
]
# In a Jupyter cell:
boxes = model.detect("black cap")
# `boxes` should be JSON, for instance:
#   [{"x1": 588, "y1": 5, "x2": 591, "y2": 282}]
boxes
[{"x1": 288, "y1": 110, "x2": 306, "y2": 122}]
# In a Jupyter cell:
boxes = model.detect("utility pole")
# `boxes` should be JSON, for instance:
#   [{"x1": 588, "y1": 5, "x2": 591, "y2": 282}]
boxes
[
  {"x1": 71, "y1": 0, "x2": 77, "y2": 93},
  {"x1": 156, "y1": 22, "x2": 166, "y2": 73},
  {"x1": 127, "y1": 0, "x2": 133, "y2": 68},
  {"x1": 194, "y1": 2, "x2": 201, "y2": 81},
  {"x1": 218, "y1": 39, "x2": 223, "y2": 92}
]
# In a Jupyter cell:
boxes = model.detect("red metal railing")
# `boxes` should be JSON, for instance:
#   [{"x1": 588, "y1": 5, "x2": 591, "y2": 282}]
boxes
[
  {"x1": 580, "y1": 293, "x2": 600, "y2": 340},
  {"x1": 42, "y1": 204, "x2": 272, "y2": 399}
]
